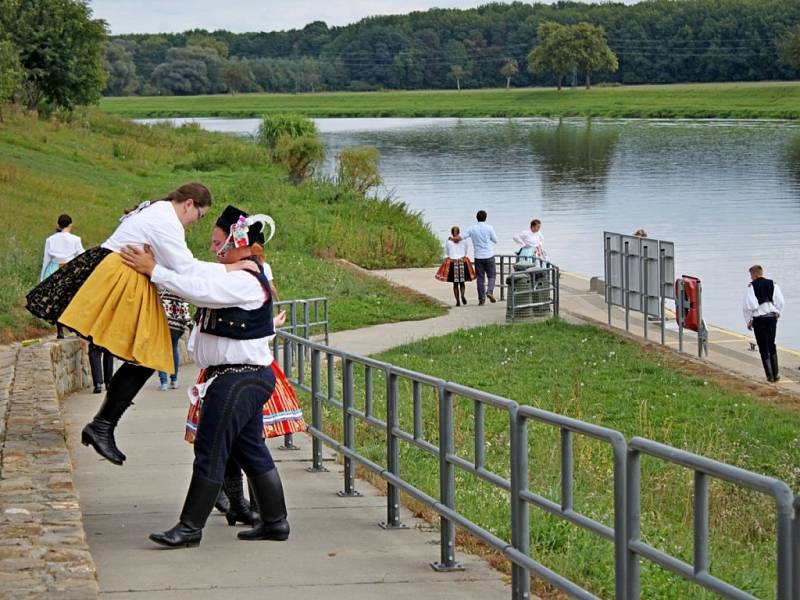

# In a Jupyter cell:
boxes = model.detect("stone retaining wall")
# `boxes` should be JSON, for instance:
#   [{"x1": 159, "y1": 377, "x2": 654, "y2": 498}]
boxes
[{"x1": 0, "y1": 337, "x2": 193, "y2": 599}]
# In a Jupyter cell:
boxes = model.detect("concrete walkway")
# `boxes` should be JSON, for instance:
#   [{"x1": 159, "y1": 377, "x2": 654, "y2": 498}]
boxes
[{"x1": 65, "y1": 265, "x2": 799, "y2": 598}]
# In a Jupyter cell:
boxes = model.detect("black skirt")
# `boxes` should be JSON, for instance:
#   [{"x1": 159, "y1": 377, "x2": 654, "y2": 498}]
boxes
[{"x1": 26, "y1": 246, "x2": 112, "y2": 324}]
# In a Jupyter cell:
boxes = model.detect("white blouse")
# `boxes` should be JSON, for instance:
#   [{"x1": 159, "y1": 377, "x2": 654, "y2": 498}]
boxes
[
  {"x1": 446, "y1": 239, "x2": 468, "y2": 259},
  {"x1": 102, "y1": 201, "x2": 224, "y2": 277},
  {"x1": 41, "y1": 231, "x2": 84, "y2": 280},
  {"x1": 152, "y1": 264, "x2": 274, "y2": 368}
]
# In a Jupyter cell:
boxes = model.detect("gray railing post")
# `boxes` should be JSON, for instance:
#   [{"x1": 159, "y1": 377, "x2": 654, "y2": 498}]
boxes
[
  {"x1": 307, "y1": 348, "x2": 327, "y2": 472},
  {"x1": 381, "y1": 370, "x2": 407, "y2": 529},
  {"x1": 337, "y1": 358, "x2": 360, "y2": 497},
  {"x1": 510, "y1": 409, "x2": 530, "y2": 600},
  {"x1": 793, "y1": 496, "x2": 800, "y2": 600},
  {"x1": 431, "y1": 386, "x2": 463, "y2": 571},
  {"x1": 625, "y1": 448, "x2": 641, "y2": 600}
]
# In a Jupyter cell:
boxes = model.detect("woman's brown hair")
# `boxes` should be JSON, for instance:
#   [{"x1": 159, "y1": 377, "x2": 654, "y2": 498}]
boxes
[{"x1": 124, "y1": 182, "x2": 212, "y2": 214}]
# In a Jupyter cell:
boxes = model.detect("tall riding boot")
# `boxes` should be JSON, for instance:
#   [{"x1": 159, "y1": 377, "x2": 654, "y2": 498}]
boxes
[
  {"x1": 149, "y1": 475, "x2": 221, "y2": 548},
  {"x1": 223, "y1": 473, "x2": 258, "y2": 526},
  {"x1": 238, "y1": 469, "x2": 290, "y2": 541},
  {"x1": 214, "y1": 489, "x2": 230, "y2": 514},
  {"x1": 762, "y1": 357, "x2": 775, "y2": 382},
  {"x1": 81, "y1": 394, "x2": 132, "y2": 465},
  {"x1": 770, "y1": 354, "x2": 781, "y2": 382},
  {"x1": 81, "y1": 363, "x2": 153, "y2": 465}
]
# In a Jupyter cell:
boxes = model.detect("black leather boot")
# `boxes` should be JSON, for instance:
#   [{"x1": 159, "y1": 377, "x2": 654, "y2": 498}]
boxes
[
  {"x1": 150, "y1": 475, "x2": 221, "y2": 548},
  {"x1": 81, "y1": 396, "x2": 132, "y2": 465},
  {"x1": 81, "y1": 363, "x2": 153, "y2": 464},
  {"x1": 223, "y1": 473, "x2": 258, "y2": 526},
  {"x1": 762, "y1": 357, "x2": 775, "y2": 382},
  {"x1": 214, "y1": 489, "x2": 230, "y2": 514},
  {"x1": 238, "y1": 469, "x2": 290, "y2": 541},
  {"x1": 771, "y1": 354, "x2": 780, "y2": 382}
]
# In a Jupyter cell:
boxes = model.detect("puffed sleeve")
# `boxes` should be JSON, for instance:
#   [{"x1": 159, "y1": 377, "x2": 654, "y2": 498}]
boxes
[{"x1": 146, "y1": 217, "x2": 226, "y2": 277}]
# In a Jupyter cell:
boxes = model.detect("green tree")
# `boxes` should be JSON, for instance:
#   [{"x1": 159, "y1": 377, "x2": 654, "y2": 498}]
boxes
[
  {"x1": 778, "y1": 25, "x2": 800, "y2": 70},
  {"x1": 527, "y1": 21, "x2": 575, "y2": 91},
  {"x1": 187, "y1": 34, "x2": 229, "y2": 59},
  {"x1": 0, "y1": 40, "x2": 22, "y2": 119},
  {"x1": 103, "y1": 40, "x2": 138, "y2": 96},
  {"x1": 2, "y1": 0, "x2": 107, "y2": 110},
  {"x1": 445, "y1": 40, "x2": 469, "y2": 90},
  {"x1": 571, "y1": 22, "x2": 618, "y2": 89},
  {"x1": 273, "y1": 134, "x2": 325, "y2": 184},
  {"x1": 450, "y1": 65, "x2": 465, "y2": 91},
  {"x1": 221, "y1": 60, "x2": 257, "y2": 94},
  {"x1": 337, "y1": 147, "x2": 383, "y2": 196},
  {"x1": 500, "y1": 58, "x2": 518, "y2": 89},
  {"x1": 150, "y1": 60, "x2": 209, "y2": 95}
]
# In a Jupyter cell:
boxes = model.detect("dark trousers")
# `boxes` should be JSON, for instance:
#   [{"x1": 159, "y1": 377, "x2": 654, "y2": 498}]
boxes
[
  {"x1": 193, "y1": 368, "x2": 276, "y2": 483},
  {"x1": 752, "y1": 315, "x2": 778, "y2": 361},
  {"x1": 474, "y1": 257, "x2": 496, "y2": 302},
  {"x1": 158, "y1": 328, "x2": 184, "y2": 384},
  {"x1": 88, "y1": 343, "x2": 114, "y2": 387}
]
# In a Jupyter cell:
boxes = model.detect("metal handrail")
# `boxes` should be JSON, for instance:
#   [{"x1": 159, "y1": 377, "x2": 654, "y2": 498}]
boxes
[{"x1": 275, "y1": 330, "x2": 796, "y2": 600}]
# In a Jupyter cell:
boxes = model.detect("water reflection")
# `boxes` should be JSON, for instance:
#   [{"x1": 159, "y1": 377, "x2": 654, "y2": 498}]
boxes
[{"x1": 528, "y1": 119, "x2": 620, "y2": 201}]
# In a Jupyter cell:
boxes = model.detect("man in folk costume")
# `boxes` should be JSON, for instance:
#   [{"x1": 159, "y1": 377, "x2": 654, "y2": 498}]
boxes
[
  {"x1": 743, "y1": 264, "x2": 785, "y2": 382},
  {"x1": 122, "y1": 205, "x2": 289, "y2": 547}
]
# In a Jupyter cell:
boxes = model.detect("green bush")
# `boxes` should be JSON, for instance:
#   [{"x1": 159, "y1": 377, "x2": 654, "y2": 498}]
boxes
[
  {"x1": 272, "y1": 133, "x2": 325, "y2": 183},
  {"x1": 336, "y1": 146, "x2": 383, "y2": 196},
  {"x1": 256, "y1": 113, "x2": 318, "y2": 150}
]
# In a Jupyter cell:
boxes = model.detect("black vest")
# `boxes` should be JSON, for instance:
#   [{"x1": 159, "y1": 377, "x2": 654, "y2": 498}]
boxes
[
  {"x1": 751, "y1": 277, "x2": 775, "y2": 305},
  {"x1": 195, "y1": 262, "x2": 274, "y2": 340}
]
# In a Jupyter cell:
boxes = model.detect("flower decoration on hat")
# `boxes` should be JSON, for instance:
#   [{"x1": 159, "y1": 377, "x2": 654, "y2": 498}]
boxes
[{"x1": 215, "y1": 205, "x2": 276, "y2": 258}]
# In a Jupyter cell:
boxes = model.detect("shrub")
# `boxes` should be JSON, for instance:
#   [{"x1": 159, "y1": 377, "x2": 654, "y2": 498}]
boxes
[
  {"x1": 256, "y1": 113, "x2": 318, "y2": 150},
  {"x1": 336, "y1": 146, "x2": 383, "y2": 196},
  {"x1": 272, "y1": 133, "x2": 325, "y2": 183}
]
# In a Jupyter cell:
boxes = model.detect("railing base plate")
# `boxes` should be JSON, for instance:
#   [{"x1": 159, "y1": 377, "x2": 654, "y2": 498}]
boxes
[
  {"x1": 379, "y1": 521, "x2": 409, "y2": 530},
  {"x1": 306, "y1": 466, "x2": 329, "y2": 473},
  {"x1": 430, "y1": 561, "x2": 465, "y2": 572},
  {"x1": 336, "y1": 490, "x2": 362, "y2": 497}
]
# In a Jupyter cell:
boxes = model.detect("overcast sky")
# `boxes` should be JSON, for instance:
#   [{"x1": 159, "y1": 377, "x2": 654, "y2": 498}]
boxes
[{"x1": 89, "y1": 0, "x2": 637, "y2": 35}]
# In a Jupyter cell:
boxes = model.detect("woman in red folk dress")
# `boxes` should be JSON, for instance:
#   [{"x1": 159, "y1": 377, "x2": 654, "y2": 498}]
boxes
[{"x1": 435, "y1": 225, "x2": 476, "y2": 307}]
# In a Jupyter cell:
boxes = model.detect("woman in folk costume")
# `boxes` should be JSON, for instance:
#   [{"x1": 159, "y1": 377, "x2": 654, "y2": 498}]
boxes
[
  {"x1": 40, "y1": 213, "x2": 85, "y2": 338},
  {"x1": 121, "y1": 205, "x2": 292, "y2": 547},
  {"x1": 26, "y1": 182, "x2": 253, "y2": 466},
  {"x1": 435, "y1": 225, "x2": 476, "y2": 306}
]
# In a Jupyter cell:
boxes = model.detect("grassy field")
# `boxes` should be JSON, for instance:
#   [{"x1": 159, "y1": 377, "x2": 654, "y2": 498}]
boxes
[
  {"x1": 0, "y1": 108, "x2": 445, "y2": 341},
  {"x1": 99, "y1": 81, "x2": 800, "y2": 120},
  {"x1": 305, "y1": 320, "x2": 800, "y2": 599}
]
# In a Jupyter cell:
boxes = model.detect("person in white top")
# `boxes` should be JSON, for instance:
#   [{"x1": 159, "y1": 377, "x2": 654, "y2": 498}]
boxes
[
  {"x1": 435, "y1": 225, "x2": 475, "y2": 306},
  {"x1": 513, "y1": 218, "x2": 546, "y2": 261},
  {"x1": 26, "y1": 182, "x2": 255, "y2": 467},
  {"x1": 121, "y1": 205, "x2": 290, "y2": 548},
  {"x1": 742, "y1": 264, "x2": 785, "y2": 382},
  {"x1": 40, "y1": 214, "x2": 85, "y2": 338}
]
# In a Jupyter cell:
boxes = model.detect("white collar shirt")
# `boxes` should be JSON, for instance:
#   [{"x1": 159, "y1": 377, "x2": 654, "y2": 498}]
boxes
[
  {"x1": 41, "y1": 231, "x2": 84, "y2": 279},
  {"x1": 151, "y1": 264, "x2": 273, "y2": 369},
  {"x1": 742, "y1": 282, "x2": 785, "y2": 326},
  {"x1": 103, "y1": 201, "x2": 225, "y2": 278},
  {"x1": 445, "y1": 239, "x2": 468, "y2": 259}
]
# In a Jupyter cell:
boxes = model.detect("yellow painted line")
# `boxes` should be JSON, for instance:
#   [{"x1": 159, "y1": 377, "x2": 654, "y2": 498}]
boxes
[{"x1": 776, "y1": 379, "x2": 797, "y2": 385}]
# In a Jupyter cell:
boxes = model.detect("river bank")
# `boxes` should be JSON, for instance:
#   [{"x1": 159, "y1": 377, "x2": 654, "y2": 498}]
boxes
[{"x1": 100, "y1": 81, "x2": 800, "y2": 120}]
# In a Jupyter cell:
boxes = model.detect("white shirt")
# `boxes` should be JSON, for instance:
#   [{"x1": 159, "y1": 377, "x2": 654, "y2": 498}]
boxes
[
  {"x1": 151, "y1": 264, "x2": 273, "y2": 369},
  {"x1": 742, "y1": 280, "x2": 784, "y2": 326},
  {"x1": 102, "y1": 201, "x2": 224, "y2": 278},
  {"x1": 513, "y1": 229, "x2": 546, "y2": 258},
  {"x1": 445, "y1": 239, "x2": 468, "y2": 259},
  {"x1": 41, "y1": 231, "x2": 84, "y2": 280}
]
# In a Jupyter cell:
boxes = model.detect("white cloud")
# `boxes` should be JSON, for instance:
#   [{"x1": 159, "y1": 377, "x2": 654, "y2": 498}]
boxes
[{"x1": 89, "y1": 0, "x2": 635, "y2": 35}]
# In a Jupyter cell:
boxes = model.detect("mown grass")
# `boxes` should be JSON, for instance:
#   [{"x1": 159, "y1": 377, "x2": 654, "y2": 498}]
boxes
[
  {"x1": 0, "y1": 108, "x2": 444, "y2": 340},
  {"x1": 302, "y1": 319, "x2": 800, "y2": 599},
  {"x1": 100, "y1": 81, "x2": 800, "y2": 120}
]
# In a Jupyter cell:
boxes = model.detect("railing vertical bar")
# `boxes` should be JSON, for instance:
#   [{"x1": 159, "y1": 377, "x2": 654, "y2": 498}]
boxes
[
  {"x1": 693, "y1": 471, "x2": 709, "y2": 575},
  {"x1": 364, "y1": 365, "x2": 373, "y2": 419},
  {"x1": 413, "y1": 381, "x2": 422, "y2": 441},
  {"x1": 327, "y1": 353, "x2": 335, "y2": 403},
  {"x1": 561, "y1": 429, "x2": 573, "y2": 511},
  {"x1": 474, "y1": 400, "x2": 485, "y2": 469},
  {"x1": 338, "y1": 358, "x2": 358, "y2": 497},
  {"x1": 432, "y1": 387, "x2": 462, "y2": 571},
  {"x1": 511, "y1": 410, "x2": 530, "y2": 599},
  {"x1": 308, "y1": 348, "x2": 325, "y2": 472},
  {"x1": 626, "y1": 449, "x2": 642, "y2": 600},
  {"x1": 381, "y1": 370, "x2": 405, "y2": 528}
]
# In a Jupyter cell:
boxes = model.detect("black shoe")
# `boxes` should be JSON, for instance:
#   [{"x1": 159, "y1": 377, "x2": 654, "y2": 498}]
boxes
[
  {"x1": 238, "y1": 469, "x2": 290, "y2": 541},
  {"x1": 81, "y1": 418, "x2": 125, "y2": 465},
  {"x1": 771, "y1": 354, "x2": 780, "y2": 382},
  {"x1": 150, "y1": 475, "x2": 221, "y2": 549},
  {"x1": 762, "y1": 357, "x2": 775, "y2": 382},
  {"x1": 487, "y1": 292, "x2": 496, "y2": 303},
  {"x1": 214, "y1": 490, "x2": 230, "y2": 515},
  {"x1": 461, "y1": 296, "x2": 467, "y2": 305},
  {"x1": 93, "y1": 384, "x2": 102, "y2": 394},
  {"x1": 478, "y1": 300, "x2": 485, "y2": 306},
  {"x1": 223, "y1": 474, "x2": 258, "y2": 526}
]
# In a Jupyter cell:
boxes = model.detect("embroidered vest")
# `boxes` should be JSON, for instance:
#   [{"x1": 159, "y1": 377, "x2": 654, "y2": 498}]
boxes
[
  {"x1": 196, "y1": 261, "x2": 274, "y2": 340},
  {"x1": 751, "y1": 277, "x2": 775, "y2": 305}
]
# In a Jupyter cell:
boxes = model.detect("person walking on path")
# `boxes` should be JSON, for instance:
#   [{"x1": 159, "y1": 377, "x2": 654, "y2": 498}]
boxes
[
  {"x1": 743, "y1": 264, "x2": 785, "y2": 382},
  {"x1": 122, "y1": 205, "x2": 290, "y2": 548},
  {"x1": 26, "y1": 182, "x2": 255, "y2": 467},
  {"x1": 513, "y1": 218, "x2": 546, "y2": 261},
  {"x1": 435, "y1": 226, "x2": 476, "y2": 307},
  {"x1": 462, "y1": 210, "x2": 497, "y2": 305},
  {"x1": 40, "y1": 214, "x2": 85, "y2": 338},
  {"x1": 157, "y1": 290, "x2": 192, "y2": 391}
]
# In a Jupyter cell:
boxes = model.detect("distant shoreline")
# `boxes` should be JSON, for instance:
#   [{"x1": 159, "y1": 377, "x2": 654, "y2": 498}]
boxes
[{"x1": 100, "y1": 81, "x2": 800, "y2": 120}]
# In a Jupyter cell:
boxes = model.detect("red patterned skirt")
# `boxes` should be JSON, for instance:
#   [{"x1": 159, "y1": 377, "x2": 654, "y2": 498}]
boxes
[{"x1": 435, "y1": 257, "x2": 476, "y2": 283}]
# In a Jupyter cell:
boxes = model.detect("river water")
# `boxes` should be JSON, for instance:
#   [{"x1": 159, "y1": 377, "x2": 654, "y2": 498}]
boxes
[{"x1": 141, "y1": 117, "x2": 800, "y2": 349}]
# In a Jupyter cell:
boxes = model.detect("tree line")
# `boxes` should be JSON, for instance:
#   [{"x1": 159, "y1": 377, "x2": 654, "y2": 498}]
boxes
[{"x1": 102, "y1": 0, "x2": 800, "y2": 96}]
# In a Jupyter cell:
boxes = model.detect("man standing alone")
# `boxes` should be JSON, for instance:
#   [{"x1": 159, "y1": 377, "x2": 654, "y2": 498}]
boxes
[
  {"x1": 743, "y1": 265, "x2": 785, "y2": 382},
  {"x1": 463, "y1": 210, "x2": 498, "y2": 305}
]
